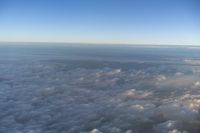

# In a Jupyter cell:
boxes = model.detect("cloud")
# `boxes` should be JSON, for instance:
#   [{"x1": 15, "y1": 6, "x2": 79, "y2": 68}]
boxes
[
  {"x1": 156, "y1": 75, "x2": 200, "y2": 88},
  {"x1": 184, "y1": 59, "x2": 200, "y2": 65},
  {"x1": 1, "y1": 59, "x2": 200, "y2": 133}
]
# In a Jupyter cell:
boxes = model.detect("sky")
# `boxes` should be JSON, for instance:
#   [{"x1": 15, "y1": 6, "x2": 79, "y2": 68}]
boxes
[{"x1": 0, "y1": 0, "x2": 199, "y2": 45}]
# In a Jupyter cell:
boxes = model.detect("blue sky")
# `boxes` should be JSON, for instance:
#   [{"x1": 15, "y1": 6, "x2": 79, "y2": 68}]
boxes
[{"x1": 0, "y1": 0, "x2": 199, "y2": 45}]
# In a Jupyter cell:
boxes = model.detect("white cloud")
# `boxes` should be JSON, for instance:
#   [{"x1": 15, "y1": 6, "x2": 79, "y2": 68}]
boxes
[{"x1": 1, "y1": 59, "x2": 200, "y2": 133}]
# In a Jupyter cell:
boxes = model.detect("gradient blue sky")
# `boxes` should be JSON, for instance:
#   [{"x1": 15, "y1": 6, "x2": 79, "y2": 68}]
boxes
[{"x1": 0, "y1": 0, "x2": 199, "y2": 45}]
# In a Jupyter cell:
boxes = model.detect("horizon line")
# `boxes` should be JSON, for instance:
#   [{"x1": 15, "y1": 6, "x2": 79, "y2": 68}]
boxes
[{"x1": 0, "y1": 41, "x2": 199, "y2": 47}]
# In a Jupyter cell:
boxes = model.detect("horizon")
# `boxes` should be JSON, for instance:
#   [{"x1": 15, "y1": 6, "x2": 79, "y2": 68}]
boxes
[
  {"x1": 0, "y1": 0, "x2": 200, "y2": 45},
  {"x1": 1, "y1": 41, "x2": 200, "y2": 47}
]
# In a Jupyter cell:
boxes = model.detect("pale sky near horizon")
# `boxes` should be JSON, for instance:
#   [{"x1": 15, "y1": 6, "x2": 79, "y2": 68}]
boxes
[{"x1": 0, "y1": 0, "x2": 199, "y2": 45}]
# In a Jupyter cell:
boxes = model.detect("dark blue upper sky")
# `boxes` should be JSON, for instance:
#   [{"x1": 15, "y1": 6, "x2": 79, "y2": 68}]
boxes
[{"x1": 0, "y1": 0, "x2": 199, "y2": 45}]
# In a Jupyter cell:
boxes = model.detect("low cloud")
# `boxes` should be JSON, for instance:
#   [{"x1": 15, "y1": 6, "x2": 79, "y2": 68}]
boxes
[{"x1": 0, "y1": 59, "x2": 200, "y2": 133}]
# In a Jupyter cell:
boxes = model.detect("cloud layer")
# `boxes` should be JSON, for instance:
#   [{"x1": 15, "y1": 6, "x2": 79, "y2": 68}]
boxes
[{"x1": 0, "y1": 47, "x2": 200, "y2": 133}]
